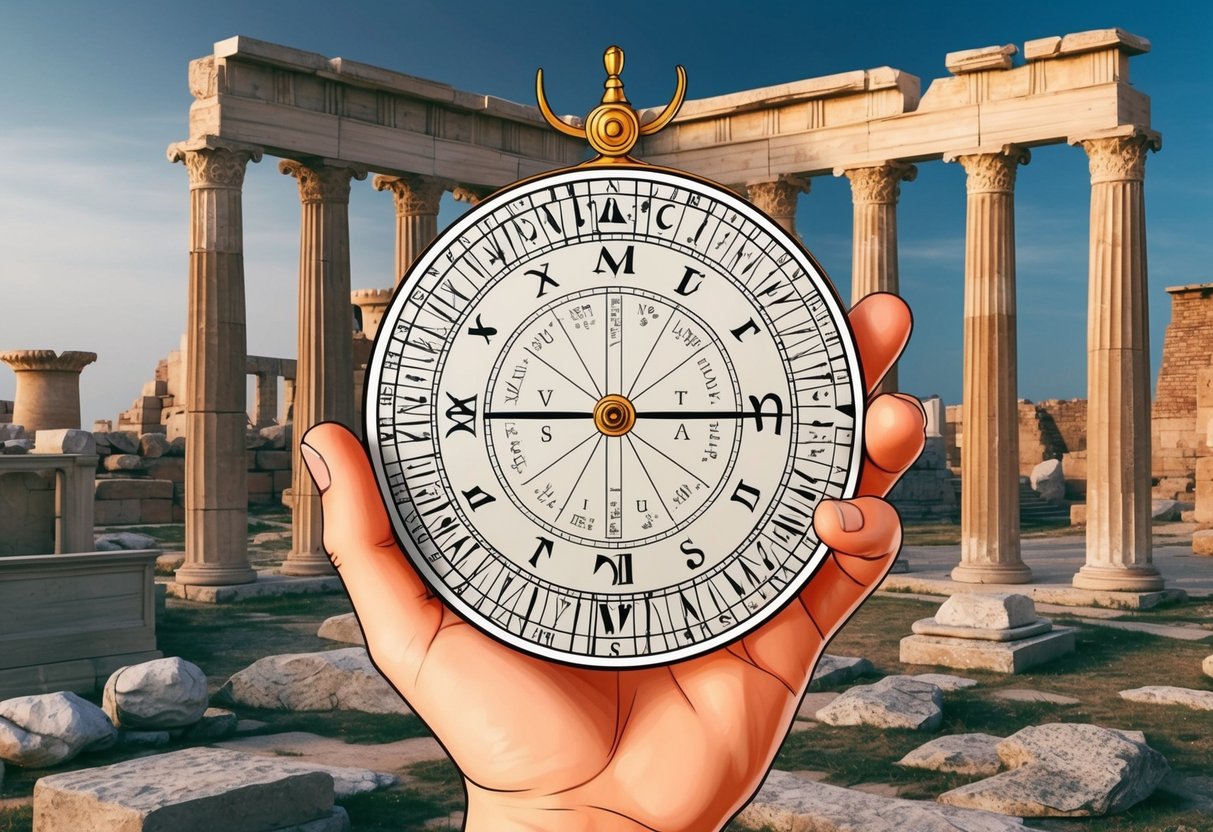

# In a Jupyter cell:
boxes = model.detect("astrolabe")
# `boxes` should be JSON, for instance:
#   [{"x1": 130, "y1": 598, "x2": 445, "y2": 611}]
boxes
[{"x1": 365, "y1": 48, "x2": 864, "y2": 668}]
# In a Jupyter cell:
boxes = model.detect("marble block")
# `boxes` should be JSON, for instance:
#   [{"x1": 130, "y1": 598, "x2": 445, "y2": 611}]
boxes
[{"x1": 900, "y1": 627, "x2": 1077, "y2": 674}]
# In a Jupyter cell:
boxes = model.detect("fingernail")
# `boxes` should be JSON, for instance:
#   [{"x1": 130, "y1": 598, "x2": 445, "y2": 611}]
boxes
[
  {"x1": 831, "y1": 501, "x2": 864, "y2": 532},
  {"x1": 301, "y1": 443, "x2": 331, "y2": 494}
]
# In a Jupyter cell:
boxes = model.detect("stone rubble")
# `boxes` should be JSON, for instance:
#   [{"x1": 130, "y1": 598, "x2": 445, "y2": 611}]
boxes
[
  {"x1": 1029, "y1": 459, "x2": 1065, "y2": 503},
  {"x1": 809, "y1": 654, "x2": 875, "y2": 690},
  {"x1": 0, "y1": 692, "x2": 116, "y2": 768},
  {"x1": 103, "y1": 657, "x2": 209, "y2": 730},
  {"x1": 897, "y1": 733, "x2": 1005, "y2": 776},
  {"x1": 814, "y1": 676, "x2": 944, "y2": 731},
  {"x1": 1119, "y1": 686, "x2": 1213, "y2": 712},
  {"x1": 317, "y1": 613, "x2": 366, "y2": 645},
  {"x1": 94, "y1": 531, "x2": 160, "y2": 550},
  {"x1": 938, "y1": 723, "x2": 1169, "y2": 817},
  {"x1": 217, "y1": 647, "x2": 412, "y2": 715}
]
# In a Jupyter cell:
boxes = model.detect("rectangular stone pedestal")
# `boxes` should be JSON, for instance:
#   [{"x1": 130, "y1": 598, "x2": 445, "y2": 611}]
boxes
[
  {"x1": 33, "y1": 747, "x2": 339, "y2": 832},
  {"x1": 164, "y1": 571, "x2": 343, "y2": 603},
  {"x1": 900, "y1": 627, "x2": 1077, "y2": 674}
]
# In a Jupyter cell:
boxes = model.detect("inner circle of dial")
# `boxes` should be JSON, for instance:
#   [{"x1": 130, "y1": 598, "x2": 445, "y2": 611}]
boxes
[{"x1": 484, "y1": 286, "x2": 744, "y2": 548}]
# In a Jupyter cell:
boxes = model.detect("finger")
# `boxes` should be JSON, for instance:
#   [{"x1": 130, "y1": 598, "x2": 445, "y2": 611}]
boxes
[
  {"x1": 300, "y1": 422, "x2": 442, "y2": 664},
  {"x1": 802, "y1": 495, "x2": 903, "y2": 639},
  {"x1": 848, "y1": 292, "x2": 912, "y2": 396},
  {"x1": 857, "y1": 393, "x2": 926, "y2": 498}
]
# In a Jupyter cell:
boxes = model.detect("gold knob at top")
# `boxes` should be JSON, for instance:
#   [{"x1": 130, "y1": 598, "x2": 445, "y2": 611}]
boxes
[{"x1": 536, "y1": 46, "x2": 686, "y2": 162}]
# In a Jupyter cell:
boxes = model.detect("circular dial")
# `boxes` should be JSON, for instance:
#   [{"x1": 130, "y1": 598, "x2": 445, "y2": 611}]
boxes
[{"x1": 367, "y1": 167, "x2": 864, "y2": 668}]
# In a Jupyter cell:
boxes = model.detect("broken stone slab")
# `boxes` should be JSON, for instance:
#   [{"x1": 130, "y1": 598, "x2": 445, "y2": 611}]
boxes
[
  {"x1": 945, "y1": 44, "x2": 1017, "y2": 75},
  {"x1": 938, "y1": 723, "x2": 1169, "y2": 817},
  {"x1": 103, "y1": 453, "x2": 146, "y2": 472},
  {"x1": 815, "y1": 676, "x2": 943, "y2": 731},
  {"x1": 897, "y1": 733, "x2": 1004, "y2": 776},
  {"x1": 216, "y1": 647, "x2": 411, "y2": 715},
  {"x1": 1119, "y1": 686, "x2": 1213, "y2": 712},
  {"x1": 32, "y1": 428, "x2": 95, "y2": 455},
  {"x1": 32, "y1": 747, "x2": 336, "y2": 832},
  {"x1": 2, "y1": 438, "x2": 31, "y2": 454},
  {"x1": 94, "y1": 532, "x2": 160, "y2": 551},
  {"x1": 1029, "y1": 459, "x2": 1065, "y2": 502},
  {"x1": 900, "y1": 627, "x2": 1076, "y2": 674},
  {"x1": 989, "y1": 689, "x2": 1080, "y2": 705},
  {"x1": 735, "y1": 769, "x2": 1039, "y2": 831},
  {"x1": 808, "y1": 654, "x2": 874, "y2": 690},
  {"x1": 138, "y1": 432, "x2": 171, "y2": 458},
  {"x1": 0, "y1": 691, "x2": 116, "y2": 768},
  {"x1": 317, "y1": 613, "x2": 365, "y2": 645},
  {"x1": 935, "y1": 593, "x2": 1038, "y2": 630},
  {"x1": 912, "y1": 618, "x2": 1052, "y2": 642},
  {"x1": 910, "y1": 673, "x2": 978, "y2": 691},
  {"x1": 105, "y1": 431, "x2": 140, "y2": 454},
  {"x1": 103, "y1": 657, "x2": 209, "y2": 730}
]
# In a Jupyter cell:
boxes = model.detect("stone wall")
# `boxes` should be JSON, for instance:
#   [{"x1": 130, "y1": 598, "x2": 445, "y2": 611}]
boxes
[
  {"x1": 0, "y1": 470, "x2": 55, "y2": 555},
  {"x1": 1152, "y1": 283, "x2": 1213, "y2": 500},
  {"x1": 0, "y1": 400, "x2": 12, "y2": 424}
]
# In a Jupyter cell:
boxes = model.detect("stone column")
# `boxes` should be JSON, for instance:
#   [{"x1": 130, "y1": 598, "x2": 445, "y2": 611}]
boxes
[
  {"x1": 253, "y1": 372, "x2": 278, "y2": 428},
  {"x1": 373, "y1": 174, "x2": 446, "y2": 286},
  {"x1": 282, "y1": 377, "x2": 296, "y2": 424},
  {"x1": 837, "y1": 162, "x2": 916, "y2": 394},
  {"x1": 1072, "y1": 129, "x2": 1164, "y2": 592},
  {"x1": 0, "y1": 350, "x2": 97, "y2": 434},
  {"x1": 946, "y1": 146, "x2": 1032, "y2": 584},
  {"x1": 168, "y1": 139, "x2": 261, "y2": 587},
  {"x1": 745, "y1": 175, "x2": 811, "y2": 238},
  {"x1": 281, "y1": 159, "x2": 367, "y2": 577}
]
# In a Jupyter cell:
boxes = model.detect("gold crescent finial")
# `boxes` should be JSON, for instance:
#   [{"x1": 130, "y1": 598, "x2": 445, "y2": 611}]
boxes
[{"x1": 536, "y1": 46, "x2": 686, "y2": 163}]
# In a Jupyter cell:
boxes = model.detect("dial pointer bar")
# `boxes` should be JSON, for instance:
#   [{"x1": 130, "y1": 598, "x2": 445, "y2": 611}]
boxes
[{"x1": 483, "y1": 410, "x2": 593, "y2": 419}]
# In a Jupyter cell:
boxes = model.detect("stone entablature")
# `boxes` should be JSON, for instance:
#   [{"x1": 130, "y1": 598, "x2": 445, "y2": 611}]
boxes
[
  {"x1": 187, "y1": 36, "x2": 584, "y2": 188},
  {"x1": 638, "y1": 28, "x2": 1149, "y2": 185}
]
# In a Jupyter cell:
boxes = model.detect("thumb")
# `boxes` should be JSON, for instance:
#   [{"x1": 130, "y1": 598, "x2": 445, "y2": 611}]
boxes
[{"x1": 299, "y1": 422, "x2": 442, "y2": 670}]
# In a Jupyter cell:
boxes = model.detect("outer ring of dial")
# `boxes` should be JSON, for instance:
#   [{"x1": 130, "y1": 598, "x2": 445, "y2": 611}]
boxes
[{"x1": 364, "y1": 165, "x2": 867, "y2": 669}]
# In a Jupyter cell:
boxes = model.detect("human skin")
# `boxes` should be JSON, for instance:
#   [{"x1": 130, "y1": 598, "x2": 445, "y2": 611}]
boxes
[{"x1": 300, "y1": 292, "x2": 925, "y2": 831}]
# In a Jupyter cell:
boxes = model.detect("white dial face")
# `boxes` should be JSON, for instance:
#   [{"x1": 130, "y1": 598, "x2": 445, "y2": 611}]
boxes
[{"x1": 367, "y1": 167, "x2": 864, "y2": 668}]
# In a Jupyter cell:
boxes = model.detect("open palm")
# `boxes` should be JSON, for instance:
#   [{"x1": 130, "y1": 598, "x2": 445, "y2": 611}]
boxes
[{"x1": 302, "y1": 293, "x2": 924, "y2": 831}]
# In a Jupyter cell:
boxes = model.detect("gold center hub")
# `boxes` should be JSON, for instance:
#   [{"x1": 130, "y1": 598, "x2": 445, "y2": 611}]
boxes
[{"x1": 593, "y1": 394, "x2": 636, "y2": 437}]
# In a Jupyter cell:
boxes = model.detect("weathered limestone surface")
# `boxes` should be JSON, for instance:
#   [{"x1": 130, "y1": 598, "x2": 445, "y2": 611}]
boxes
[
  {"x1": 32, "y1": 747, "x2": 336, "y2": 832},
  {"x1": 935, "y1": 593, "x2": 1037, "y2": 630},
  {"x1": 898, "y1": 733, "x2": 1004, "y2": 776},
  {"x1": 168, "y1": 139, "x2": 260, "y2": 588},
  {"x1": 0, "y1": 351, "x2": 96, "y2": 435},
  {"x1": 901, "y1": 628, "x2": 1076, "y2": 674},
  {"x1": 1073, "y1": 129, "x2": 1163, "y2": 592},
  {"x1": 102, "y1": 658, "x2": 209, "y2": 730},
  {"x1": 736, "y1": 769, "x2": 1036, "y2": 832},
  {"x1": 1119, "y1": 686, "x2": 1213, "y2": 712},
  {"x1": 938, "y1": 723, "x2": 1168, "y2": 817},
  {"x1": 815, "y1": 676, "x2": 944, "y2": 731},
  {"x1": 911, "y1": 673, "x2": 977, "y2": 691},
  {"x1": 950, "y1": 147, "x2": 1031, "y2": 585},
  {"x1": 317, "y1": 613, "x2": 365, "y2": 646},
  {"x1": 216, "y1": 648, "x2": 410, "y2": 715},
  {"x1": 0, "y1": 692, "x2": 116, "y2": 768},
  {"x1": 808, "y1": 655, "x2": 873, "y2": 690},
  {"x1": 281, "y1": 160, "x2": 364, "y2": 578}
]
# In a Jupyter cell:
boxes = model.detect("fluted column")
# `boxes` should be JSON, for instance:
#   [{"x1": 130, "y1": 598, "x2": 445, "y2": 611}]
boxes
[
  {"x1": 281, "y1": 159, "x2": 367, "y2": 576},
  {"x1": 838, "y1": 162, "x2": 916, "y2": 393},
  {"x1": 947, "y1": 146, "x2": 1032, "y2": 584},
  {"x1": 745, "y1": 175, "x2": 810, "y2": 238},
  {"x1": 1072, "y1": 130, "x2": 1163, "y2": 591},
  {"x1": 253, "y1": 372, "x2": 277, "y2": 428},
  {"x1": 373, "y1": 174, "x2": 446, "y2": 286},
  {"x1": 168, "y1": 139, "x2": 261, "y2": 587},
  {"x1": 0, "y1": 350, "x2": 97, "y2": 434}
]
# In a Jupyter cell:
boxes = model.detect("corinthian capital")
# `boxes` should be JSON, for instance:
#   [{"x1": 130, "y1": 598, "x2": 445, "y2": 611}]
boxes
[
  {"x1": 167, "y1": 138, "x2": 263, "y2": 189},
  {"x1": 1075, "y1": 129, "x2": 1161, "y2": 184},
  {"x1": 745, "y1": 175, "x2": 811, "y2": 216},
  {"x1": 373, "y1": 173, "x2": 448, "y2": 215},
  {"x1": 280, "y1": 160, "x2": 369, "y2": 204},
  {"x1": 945, "y1": 145, "x2": 1030, "y2": 194},
  {"x1": 838, "y1": 162, "x2": 917, "y2": 204}
]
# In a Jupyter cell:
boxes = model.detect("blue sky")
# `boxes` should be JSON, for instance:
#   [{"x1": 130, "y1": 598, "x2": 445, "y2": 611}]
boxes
[{"x1": 0, "y1": 1, "x2": 1209, "y2": 427}]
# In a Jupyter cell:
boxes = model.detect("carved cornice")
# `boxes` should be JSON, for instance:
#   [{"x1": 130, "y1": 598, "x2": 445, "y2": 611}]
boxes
[
  {"x1": 746, "y1": 175, "x2": 811, "y2": 216},
  {"x1": 841, "y1": 162, "x2": 917, "y2": 204},
  {"x1": 1079, "y1": 131, "x2": 1160, "y2": 184},
  {"x1": 280, "y1": 160, "x2": 369, "y2": 204},
  {"x1": 373, "y1": 174, "x2": 448, "y2": 215},
  {"x1": 168, "y1": 141, "x2": 262, "y2": 190},
  {"x1": 0, "y1": 350, "x2": 98, "y2": 373},
  {"x1": 949, "y1": 146, "x2": 1031, "y2": 194}
]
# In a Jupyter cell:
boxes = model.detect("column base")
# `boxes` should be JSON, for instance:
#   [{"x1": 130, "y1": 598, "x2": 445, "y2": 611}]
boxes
[
  {"x1": 174, "y1": 563, "x2": 258, "y2": 587},
  {"x1": 280, "y1": 552, "x2": 337, "y2": 577},
  {"x1": 1072, "y1": 564, "x2": 1164, "y2": 592},
  {"x1": 951, "y1": 563, "x2": 1034, "y2": 584}
]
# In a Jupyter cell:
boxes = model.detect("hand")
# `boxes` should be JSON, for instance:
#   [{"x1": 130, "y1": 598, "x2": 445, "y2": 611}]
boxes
[{"x1": 300, "y1": 292, "x2": 925, "y2": 832}]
